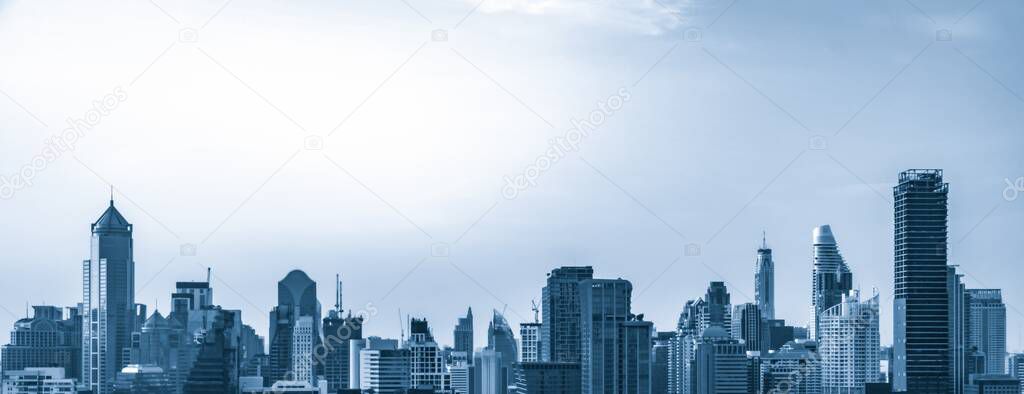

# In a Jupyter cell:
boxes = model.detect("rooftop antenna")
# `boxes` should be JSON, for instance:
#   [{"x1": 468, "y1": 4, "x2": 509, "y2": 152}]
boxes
[
  {"x1": 398, "y1": 309, "x2": 405, "y2": 343},
  {"x1": 206, "y1": 267, "x2": 211, "y2": 284},
  {"x1": 109, "y1": 185, "x2": 114, "y2": 206},
  {"x1": 335, "y1": 274, "x2": 341, "y2": 312},
  {"x1": 761, "y1": 230, "x2": 767, "y2": 249},
  {"x1": 530, "y1": 300, "x2": 539, "y2": 323}
]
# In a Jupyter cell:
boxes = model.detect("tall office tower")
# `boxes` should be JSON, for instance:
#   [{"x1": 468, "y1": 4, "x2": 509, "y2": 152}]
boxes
[
  {"x1": 290, "y1": 316, "x2": 315, "y2": 385},
  {"x1": 82, "y1": 199, "x2": 136, "y2": 394},
  {"x1": 731, "y1": 303, "x2": 765, "y2": 354},
  {"x1": 755, "y1": 233, "x2": 775, "y2": 320},
  {"x1": 892, "y1": 169, "x2": 951, "y2": 393},
  {"x1": 759, "y1": 341, "x2": 823, "y2": 394},
  {"x1": 1, "y1": 306, "x2": 81, "y2": 381},
  {"x1": 949, "y1": 267, "x2": 968, "y2": 394},
  {"x1": 488, "y1": 310, "x2": 518, "y2": 393},
  {"x1": 667, "y1": 300, "x2": 699, "y2": 394},
  {"x1": 520, "y1": 322, "x2": 542, "y2": 362},
  {"x1": 454, "y1": 307, "x2": 474, "y2": 359},
  {"x1": 322, "y1": 275, "x2": 351, "y2": 392},
  {"x1": 692, "y1": 326, "x2": 748, "y2": 394},
  {"x1": 819, "y1": 291, "x2": 881, "y2": 393},
  {"x1": 268, "y1": 270, "x2": 322, "y2": 385},
  {"x1": 651, "y1": 332, "x2": 673, "y2": 394},
  {"x1": 406, "y1": 318, "x2": 449, "y2": 391},
  {"x1": 579, "y1": 278, "x2": 633, "y2": 394},
  {"x1": 1008, "y1": 354, "x2": 1024, "y2": 394},
  {"x1": 542, "y1": 266, "x2": 593, "y2": 363},
  {"x1": 968, "y1": 289, "x2": 1007, "y2": 375},
  {"x1": 810, "y1": 225, "x2": 852, "y2": 340},
  {"x1": 700, "y1": 282, "x2": 732, "y2": 336},
  {"x1": 359, "y1": 337, "x2": 410, "y2": 392},
  {"x1": 619, "y1": 319, "x2": 653, "y2": 394}
]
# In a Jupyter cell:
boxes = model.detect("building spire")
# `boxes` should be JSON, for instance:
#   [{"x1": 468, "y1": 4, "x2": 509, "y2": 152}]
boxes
[
  {"x1": 335, "y1": 273, "x2": 341, "y2": 312},
  {"x1": 761, "y1": 230, "x2": 767, "y2": 249},
  {"x1": 109, "y1": 185, "x2": 114, "y2": 206}
]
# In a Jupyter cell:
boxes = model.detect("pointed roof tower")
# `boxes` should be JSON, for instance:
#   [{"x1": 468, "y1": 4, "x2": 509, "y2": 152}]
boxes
[{"x1": 92, "y1": 192, "x2": 131, "y2": 233}]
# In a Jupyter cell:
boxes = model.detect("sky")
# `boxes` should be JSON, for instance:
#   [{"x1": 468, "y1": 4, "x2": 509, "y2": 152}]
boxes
[{"x1": 0, "y1": 0, "x2": 1022, "y2": 351}]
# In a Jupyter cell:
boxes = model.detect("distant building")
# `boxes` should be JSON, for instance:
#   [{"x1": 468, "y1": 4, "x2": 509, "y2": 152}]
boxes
[
  {"x1": 967, "y1": 289, "x2": 1006, "y2": 375},
  {"x1": 731, "y1": 303, "x2": 765, "y2": 354},
  {"x1": 474, "y1": 348, "x2": 504, "y2": 394},
  {"x1": 765, "y1": 319, "x2": 795, "y2": 352},
  {"x1": 487, "y1": 310, "x2": 518, "y2": 392},
  {"x1": 692, "y1": 326, "x2": 747, "y2": 394},
  {"x1": 950, "y1": 267, "x2": 969, "y2": 394},
  {"x1": 1008, "y1": 353, "x2": 1024, "y2": 394},
  {"x1": 810, "y1": 225, "x2": 852, "y2": 341},
  {"x1": 454, "y1": 308, "x2": 474, "y2": 359},
  {"x1": 579, "y1": 278, "x2": 632, "y2": 394},
  {"x1": 760, "y1": 341, "x2": 822, "y2": 394},
  {"x1": 619, "y1": 320, "x2": 653, "y2": 394},
  {"x1": 359, "y1": 338, "x2": 410, "y2": 392},
  {"x1": 405, "y1": 318, "x2": 449, "y2": 392},
  {"x1": 1, "y1": 306, "x2": 81, "y2": 382},
  {"x1": 1, "y1": 367, "x2": 76, "y2": 394},
  {"x1": 964, "y1": 374, "x2": 1019, "y2": 394},
  {"x1": 268, "y1": 271, "x2": 322, "y2": 385},
  {"x1": 541, "y1": 266, "x2": 593, "y2": 363},
  {"x1": 755, "y1": 234, "x2": 775, "y2": 320},
  {"x1": 651, "y1": 332, "x2": 673, "y2": 394},
  {"x1": 819, "y1": 291, "x2": 881, "y2": 393},
  {"x1": 113, "y1": 364, "x2": 174, "y2": 394},
  {"x1": 512, "y1": 362, "x2": 580, "y2": 394},
  {"x1": 519, "y1": 323, "x2": 541, "y2": 363}
]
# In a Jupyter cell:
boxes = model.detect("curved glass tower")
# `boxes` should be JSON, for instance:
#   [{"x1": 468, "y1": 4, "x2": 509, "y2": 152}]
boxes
[{"x1": 810, "y1": 225, "x2": 852, "y2": 340}]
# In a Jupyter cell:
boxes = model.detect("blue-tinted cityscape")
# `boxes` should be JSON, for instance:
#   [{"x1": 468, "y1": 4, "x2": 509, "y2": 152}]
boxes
[{"x1": 0, "y1": 169, "x2": 1019, "y2": 393}]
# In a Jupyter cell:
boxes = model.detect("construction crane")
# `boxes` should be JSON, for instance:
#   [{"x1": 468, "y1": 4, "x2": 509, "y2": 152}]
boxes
[{"x1": 530, "y1": 300, "x2": 539, "y2": 323}]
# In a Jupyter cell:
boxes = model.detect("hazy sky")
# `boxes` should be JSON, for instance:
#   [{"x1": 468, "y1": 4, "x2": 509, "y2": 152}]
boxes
[{"x1": 1, "y1": 0, "x2": 1022, "y2": 350}]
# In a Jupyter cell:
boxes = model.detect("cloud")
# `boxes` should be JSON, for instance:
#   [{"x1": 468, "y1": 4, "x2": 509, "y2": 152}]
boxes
[{"x1": 462, "y1": 0, "x2": 715, "y2": 35}]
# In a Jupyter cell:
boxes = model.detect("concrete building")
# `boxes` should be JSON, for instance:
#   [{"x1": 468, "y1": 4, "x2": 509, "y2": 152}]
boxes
[
  {"x1": 519, "y1": 323, "x2": 541, "y2": 363},
  {"x1": 819, "y1": 291, "x2": 881, "y2": 393},
  {"x1": 967, "y1": 289, "x2": 1006, "y2": 375},
  {"x1": 1, "y1": 368, "x2": 76, "y2": 394},
  {"x1": 541, "y1": 266, "x2": 593, "y2": 363}
]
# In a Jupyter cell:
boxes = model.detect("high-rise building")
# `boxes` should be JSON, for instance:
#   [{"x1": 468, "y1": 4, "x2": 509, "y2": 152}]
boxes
[
  {"x1": 132, "y1": 311, "x2": 189, "y2": 394},
  {"x1": 323, "y1": 275, "x2": 361, "y2": 392},
  {"x1": 406, "y1": 318, "x2": 450, "y2": 392},
  {"x1": 950, "y1": 267, "x2": 969, "y2": 394},
  {"x1": 967, "y1": 289, "x2": 1006, "y2": 375},
  {"x1": 290, "y1": 316, "x2": 315, "y2": 385},
  {"x1": 454, "y1": 308, "x2": 474, "y2": 359},
  {"x1": 268, "y1": 270, "x2": 322, "y2": 385},
  {"x1": 731, "y1": 303, "x2": 765, "y2": 354},
  {"x1": 1, "y1": 306, "x2": 81, "y2": 382},
  {"x1": 475, "y1": 348, "x2": 504, "y2": 394},
  {"x1": 819, "y1": 291, "x2": 881, "y2": 393},
  {"x1": 579, "y1": 278, "x2": 631, "y2": 394},
  {"x1": 1007, "y1": 354, "x2": 1024, "y2": 394},
  {"x1": 692, "y1": 326, "x2": 748, "y2": 394},
  {"x1": 810, "y1": 225, "x2": 852, "y2": 340},
  {"x1": 541, "y1": 266, "x2": 593, "y2": 363},
  {"x1": 700, "y1": 282, "x2": 732, "y2": 337},
  {"x1": 182, "y1": 308, "x2": 242, "y2": 393},
  {"x1": 892, "y1": 169, "x2": 951, "y2": 393},
  {"x1": 760, "y1": 341, "x2": 822, "y2": 394},
  {"x1": 519, "y1": 323, "x2": 541, "y2": 363},
  {"x1": 755, "y1": 233, "x2": 775, "y2": 320},
  {"x1": 488, "y1": 310, "x2": 518, "y2": 393},
  {"x1": 619, "y1": 319, "x2": 653, "y2": 394},
  {"x1": 82, "y1": 198, "x2": 136, "y2": 394},
  {"x1": 358, "y1": 338, "x2": 410, "y2": 392},
  {"x1": 651, "y1": 332, "x2": 673, "y2": 394}
]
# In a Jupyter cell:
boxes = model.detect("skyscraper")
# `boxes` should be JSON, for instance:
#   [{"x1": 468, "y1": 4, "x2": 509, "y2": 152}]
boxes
[
  {"x1": 619, "y1": 319, "x2": 653, "y2": 394},
  {"x1": 760, "y1": 341, "x2": 822, "y2": 394},
  {"x1": 406, "y1": 318, "x2": 449, "y2": 392},
  {"x1": 358, "y1": 338, "x2": 410, "y2": 392},
  {"x1": 967, "y1": 289, "x2": 1006, "y2": 375},
  {"x1": 268, "y1": 270, "x2": 322, "y2": 385},
  {"x1": 541, "y1": 266, "x2": 593, "y2": 363},
  {"x1": 755, "y1": 233, "x2": 775, "y2": 320},
  {"x1": 810, "y1": 225, "x2": 852, "y2": 341},
  {"x1": 488, "y1": 310, "x2": 518, "y2": 393},
  {"x1": 579, "y1": 278, "x2": 633, "y2": 394},
  {"x1": 692, "y1": 326, "x2": 748, "y2": 394},
  {"x1": 1, "y1": 306, "x2": 81, "y2": 382},
  {"x1": 950, "y1": 266, "x2": 968, "y2": 394},
  {"x1": 82, "y1": 198, "x2": 136, "y2": 394},
  {"x1": 700, "y1": 282, "x2": 732, "y2": 337},
  {"x1": 454, "y1": 307, "x2": 474, "y2": 358},
  {"x1": 892, "y1": 169, "x2": 951, "y2": 393},
  {"x1": 323, "y1": 274, "x2": 360, "y2": 392},
  {"x1": 731, "y1": 303, "x2": 765, "y2": 354},
  {"x1": 520, "y1": 322, "x2": 541, "y2": 363},
  {"x1": 819, "y1": 291, "x2": 882, "y2": 393}
]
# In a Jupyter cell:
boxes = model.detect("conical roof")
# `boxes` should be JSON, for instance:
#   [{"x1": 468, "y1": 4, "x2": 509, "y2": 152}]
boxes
[{"x1": 93, "y1": 200, "x2": 131, "y2": 232}]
